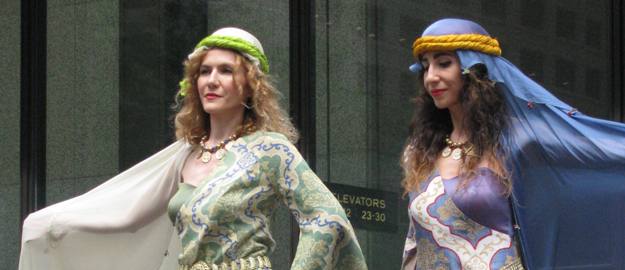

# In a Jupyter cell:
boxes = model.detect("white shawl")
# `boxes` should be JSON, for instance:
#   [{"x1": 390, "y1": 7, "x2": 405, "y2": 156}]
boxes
[{"x1": 19, "y1": 141, "x2": 193, "y2": 270}]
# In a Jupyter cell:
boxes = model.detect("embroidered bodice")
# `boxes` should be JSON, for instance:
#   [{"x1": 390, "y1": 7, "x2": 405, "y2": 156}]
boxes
[
  {"x1": 167, "y1": 131, "x2": 367, "y2": 270},
  {"x1": 403, "y1": 168, "x2": 523, "y2": 270}
]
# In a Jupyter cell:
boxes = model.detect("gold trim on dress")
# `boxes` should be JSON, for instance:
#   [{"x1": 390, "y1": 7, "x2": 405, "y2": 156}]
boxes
[
  {"x1": 501, "y1": 258, "x2": 525, "y2": 270},
  {"x1": 179, "y1": 255, "x2": 272, "y2": 270}
]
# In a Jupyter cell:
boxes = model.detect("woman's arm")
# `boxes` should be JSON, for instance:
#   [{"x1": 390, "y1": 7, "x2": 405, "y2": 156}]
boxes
[
  {"x1": 401, "y1": 220, "x2": 417, "y2": 270},
  {"x1": 261, "y1": 134, "x2": 367, "y2": 270},
  {"x1": 19, "y1": 141, "x2": 190, "y2": 270}
]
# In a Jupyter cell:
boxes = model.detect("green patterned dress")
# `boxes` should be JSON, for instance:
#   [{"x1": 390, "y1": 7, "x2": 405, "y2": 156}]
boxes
[{"x1": 167, "y1": 131, "x2": 367, "y2": 270}]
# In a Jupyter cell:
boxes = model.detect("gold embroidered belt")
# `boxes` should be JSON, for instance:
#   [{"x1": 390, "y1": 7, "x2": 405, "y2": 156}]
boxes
[
  {"x1": 179, "y1": 255, "x2": 272, "y2": 270},
  {"x1": 501, "y1": 258, "x2": 525, "y2": 270}
]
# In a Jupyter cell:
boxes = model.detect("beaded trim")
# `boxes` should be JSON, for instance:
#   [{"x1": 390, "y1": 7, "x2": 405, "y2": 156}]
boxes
[
  {"x1": 412, "y1": 33, "x2": 502, "y2": 57},
  {"x1": 179, "y1": 255, "x2": 272, "y2": 270},
  {"x1": 500, "y1": 258, "x2": 525, "y2": 270}
]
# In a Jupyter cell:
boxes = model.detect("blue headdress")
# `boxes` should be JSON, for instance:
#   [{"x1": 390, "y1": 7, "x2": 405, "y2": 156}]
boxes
[{"x1": 411, "y1": 18, "x2": 625, "y2": 269}]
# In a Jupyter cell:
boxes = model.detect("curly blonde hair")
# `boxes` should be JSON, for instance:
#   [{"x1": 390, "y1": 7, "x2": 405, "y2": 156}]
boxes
[{"x1": 173, "y1": 49, "x2": 299, "y2": 145}]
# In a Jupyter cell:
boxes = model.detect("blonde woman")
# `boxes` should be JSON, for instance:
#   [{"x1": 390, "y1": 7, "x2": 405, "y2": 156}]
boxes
[{"x1": 20, "y1": 27, "x2": 367, "y2": 270}]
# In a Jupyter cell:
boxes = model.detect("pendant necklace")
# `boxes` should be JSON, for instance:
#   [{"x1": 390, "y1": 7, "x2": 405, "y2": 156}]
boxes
[
  {"x1": 441, "y1": 135, "x2": 473, "y2": 161},
  {"x1": 198, "y1": 133, "x2": 239, "y2": 163}
]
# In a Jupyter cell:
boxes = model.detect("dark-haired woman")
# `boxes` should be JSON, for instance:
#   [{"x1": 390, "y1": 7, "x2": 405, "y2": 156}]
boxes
[{"x1": 401, "y1": 18, "x2": 625, "y2": 270}]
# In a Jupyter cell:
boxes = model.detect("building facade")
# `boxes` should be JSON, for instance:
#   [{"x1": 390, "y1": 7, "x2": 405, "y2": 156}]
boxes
[{"x1": 2, "y1": 0, "x2": 624, "y2": 269}]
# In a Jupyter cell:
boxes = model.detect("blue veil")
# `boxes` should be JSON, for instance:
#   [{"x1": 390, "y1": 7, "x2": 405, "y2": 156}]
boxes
[{"x1": 412, "y1": 19, "x2": 625, "y2": 269}]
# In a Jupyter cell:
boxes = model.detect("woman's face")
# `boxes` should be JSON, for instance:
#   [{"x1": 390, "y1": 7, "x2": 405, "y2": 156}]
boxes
[
  {"x1": 420, "y1": 51, "x2": 463, "y2": 110},
  {"x1": 196, "y1": 48, "x2": 249, "y2": 117}
]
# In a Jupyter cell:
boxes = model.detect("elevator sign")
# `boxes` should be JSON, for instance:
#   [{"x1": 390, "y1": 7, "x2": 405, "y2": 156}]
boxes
[{"x1": 327, "y1": 183, "x2": 398, "y2": 232}]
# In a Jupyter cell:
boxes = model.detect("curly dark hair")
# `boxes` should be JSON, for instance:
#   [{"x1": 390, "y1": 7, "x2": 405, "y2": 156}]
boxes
[{"x1": 401, "y1": 62, "x2": 510, "y2": 194}]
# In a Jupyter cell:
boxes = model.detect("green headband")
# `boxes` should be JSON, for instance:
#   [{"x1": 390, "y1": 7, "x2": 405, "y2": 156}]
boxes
[
  {"x1": 194, "y1": 35, "x2": 269, "y2": 73},
  {"x1": 178, "y1": 32, "x2": 269, "y2": 97}
]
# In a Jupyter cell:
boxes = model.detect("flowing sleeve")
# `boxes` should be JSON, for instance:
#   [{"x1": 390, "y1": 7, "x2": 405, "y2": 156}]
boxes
[
  {"x1": 261, "y1": 134, "x2": 367, "y2": 270},
  {"x1": 401, "y1": 194, "x2": 417, "y2": 269},
  {"x1": 19, "y1": 141, "x2": 192, "y2": 270}
]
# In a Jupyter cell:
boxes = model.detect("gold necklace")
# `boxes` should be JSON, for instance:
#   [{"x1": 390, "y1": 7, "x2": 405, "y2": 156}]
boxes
[
  {"x1": 441, "y1": 135, "x2": 473, "y2": 160},
  {"x1": 198, "y1": 133, "x2": 239, "y2": 163}
]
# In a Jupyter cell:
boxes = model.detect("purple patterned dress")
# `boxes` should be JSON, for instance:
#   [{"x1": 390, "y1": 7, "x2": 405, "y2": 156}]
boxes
[{"x1": 403, "y1": 168, "x2": 524, "y2": 270}]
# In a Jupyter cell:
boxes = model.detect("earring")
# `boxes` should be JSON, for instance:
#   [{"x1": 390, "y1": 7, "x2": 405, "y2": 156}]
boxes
[{"x1": 241, "y1": 101, "x2": 252, "y2": 109}]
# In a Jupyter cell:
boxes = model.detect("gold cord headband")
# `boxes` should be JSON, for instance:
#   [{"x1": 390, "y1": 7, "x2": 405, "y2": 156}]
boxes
[{"x1": 412, "y1": 33, "x2": 501, "y2": 57}]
